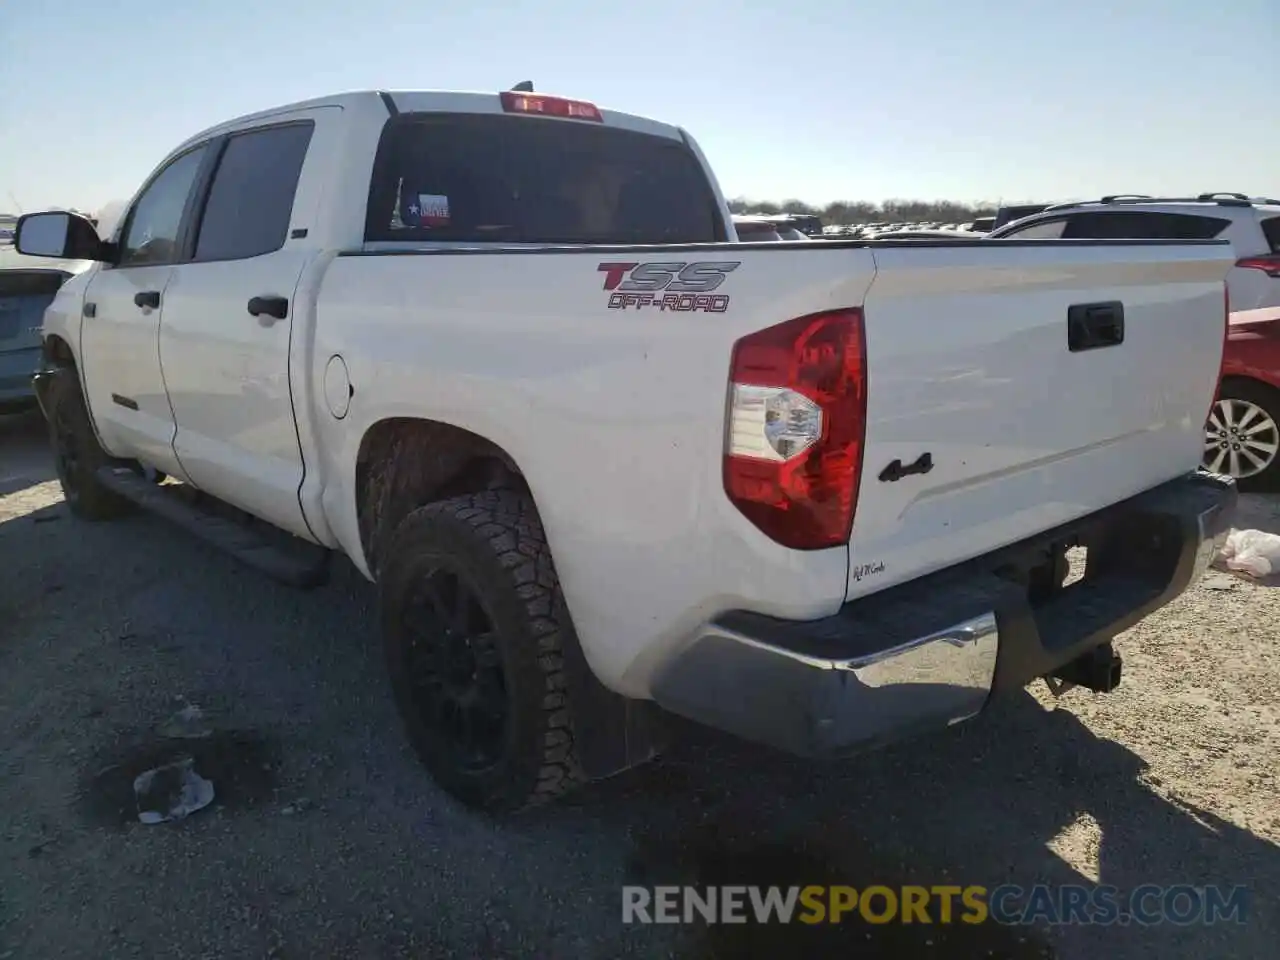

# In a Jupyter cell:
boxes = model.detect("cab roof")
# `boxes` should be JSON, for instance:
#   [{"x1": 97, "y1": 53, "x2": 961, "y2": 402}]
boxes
[{"x1": 175, "y1": 89, "x2": 685, "y2": 155}]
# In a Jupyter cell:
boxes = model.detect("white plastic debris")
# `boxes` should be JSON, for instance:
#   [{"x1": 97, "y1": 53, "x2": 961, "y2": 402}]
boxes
[
  {"x1": 1201, "y1": 573, "x2": 1241, "y2": 591},
  {"x1": 134, "y1": 757, "x2": 215, "y2": 824},
  {"x1": 1218, "y1": 528, "x2": 1280, "y2": 579}
]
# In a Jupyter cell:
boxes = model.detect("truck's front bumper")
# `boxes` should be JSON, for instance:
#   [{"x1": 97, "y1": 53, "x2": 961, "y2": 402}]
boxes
[{"x1": 651, "y1": 470, "x2": 1236, "y2": 758}]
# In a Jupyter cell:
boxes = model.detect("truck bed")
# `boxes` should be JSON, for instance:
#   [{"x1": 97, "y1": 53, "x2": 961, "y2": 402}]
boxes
[{"x1": 312, "y1": 237, "x2": 1232, "y2": 694}]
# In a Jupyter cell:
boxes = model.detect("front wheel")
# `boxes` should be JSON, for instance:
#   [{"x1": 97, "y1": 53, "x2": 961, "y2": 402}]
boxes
[
  {"x1": 1204, "y1": 380, "x2": 1280, "y2": 492},
  {"x1": 378, "y1": 490, "x2": 583, "y2": 813},
  {"x1": 45, "y1": 367, "x2": 132, "y2": 520}
]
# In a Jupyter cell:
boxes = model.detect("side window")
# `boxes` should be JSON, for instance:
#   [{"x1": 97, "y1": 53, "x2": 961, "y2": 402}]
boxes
[
  {"x1": 1002, "y1": 218, "x2": 1067, "y2": 239},
  {"x1": 1260, "y1": 217, "x2": 1280, "y2": 254},
  {"x1": 193, "y1": 123, "x2": 314, "y2": 262},
  {"x1": 117, "y1": 146, "x2": 207, "y2": 267},
  {"x1": 1062, "y1": 212, "x2": 1231, "y2": 240}
]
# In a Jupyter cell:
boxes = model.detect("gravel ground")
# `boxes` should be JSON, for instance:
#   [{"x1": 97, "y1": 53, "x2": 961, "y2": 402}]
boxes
[{"x1": 0, "y1": 407, "x2": 1277, "y2": 959}]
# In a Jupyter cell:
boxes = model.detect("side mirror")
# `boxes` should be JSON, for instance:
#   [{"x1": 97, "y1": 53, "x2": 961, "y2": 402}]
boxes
[{"x1": 14, "y1": 211, "x2": 109, "y2": 261}]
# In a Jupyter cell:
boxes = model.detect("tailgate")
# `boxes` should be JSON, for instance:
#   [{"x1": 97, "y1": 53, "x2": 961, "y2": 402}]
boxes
[
  {"x1": 0, "y1": 270, "x2": 67, "y2": 355},
  {"x1": 846, "y1": 239, "x2": 1232, "y2": 600}
]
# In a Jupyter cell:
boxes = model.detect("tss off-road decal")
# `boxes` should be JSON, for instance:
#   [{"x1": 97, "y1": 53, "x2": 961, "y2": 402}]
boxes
[{"x1": 598, "y1": 261, "x2": 741, "y2": 313}]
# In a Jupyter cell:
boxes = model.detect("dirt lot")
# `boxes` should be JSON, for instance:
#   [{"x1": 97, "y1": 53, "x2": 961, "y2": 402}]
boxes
[{"x1": 0, "y1": 408, "x2": 1277, "y2": 959}]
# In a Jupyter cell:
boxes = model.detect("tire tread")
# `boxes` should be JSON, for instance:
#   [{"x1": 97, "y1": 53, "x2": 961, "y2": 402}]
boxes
[{"x1": 381, "y1": 489, "x2": 584, "y2": 811}]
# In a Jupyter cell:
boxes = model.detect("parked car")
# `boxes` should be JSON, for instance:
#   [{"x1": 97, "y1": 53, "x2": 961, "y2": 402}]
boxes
[
  {"x1": 867, "y1": 229, "x2": 985, "y2": 241},
  {"x1": 989, "y1": 194, "x2": 1280, "y2": 311},
  {"x1": 0, "y1": 248, "x2": 93, "y2": 413},
  {"x1": 762, "y1": 213, "x2": 822, "y2": 237},
  {"x1": 772, "y1": 223, "x2": 811, "y2": 241},
  {"x1": 990, "y1": 203, "x2": 1050, "y2": 231},
  {"x1": 1212, "y1": 306, "x2": 1280, "y2": 490},
  {"x1": 16, "y1": 86, "x2": 1235, "y2": 813},
  {"x1": 731, "y1": 215, "x2": 810, "y2": 242},
  {"x1": 731, "y1": 215, "x2": 783, "y2": 242}
]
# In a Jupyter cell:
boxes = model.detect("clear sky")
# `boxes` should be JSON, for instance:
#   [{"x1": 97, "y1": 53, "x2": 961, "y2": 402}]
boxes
[{"x1": 1, "y1": 0, "x2": 1275, "y2": 213}]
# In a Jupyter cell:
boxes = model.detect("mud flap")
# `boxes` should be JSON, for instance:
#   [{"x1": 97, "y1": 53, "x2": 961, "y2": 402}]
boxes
[{"x1": 560, "y1": 622, "x2": 669, "y2": 780}]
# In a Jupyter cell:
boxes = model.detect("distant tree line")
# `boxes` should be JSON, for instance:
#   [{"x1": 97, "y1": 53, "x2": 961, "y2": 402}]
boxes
[{"x1": 728, "y1": 197, "x2": 1004, "y2": 225}]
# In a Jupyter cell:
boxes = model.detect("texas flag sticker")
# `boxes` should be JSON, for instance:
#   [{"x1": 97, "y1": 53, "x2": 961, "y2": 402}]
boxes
[{"x1": 416, "y1": 194, "x2": 451, "y2": 227}]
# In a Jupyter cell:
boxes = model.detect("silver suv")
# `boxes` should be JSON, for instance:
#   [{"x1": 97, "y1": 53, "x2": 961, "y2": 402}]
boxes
[{"x1": 990, "y1": 193, "x2": 1280, "y2": 311}]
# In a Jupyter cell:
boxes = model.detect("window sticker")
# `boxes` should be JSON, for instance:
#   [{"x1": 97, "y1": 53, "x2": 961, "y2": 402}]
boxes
[{"x1": 413, "y1": 193, "x2": 451, "y2": 227}]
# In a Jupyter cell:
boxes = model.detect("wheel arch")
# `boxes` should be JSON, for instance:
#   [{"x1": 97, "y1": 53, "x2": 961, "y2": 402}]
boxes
[
  {"x1": 352, "y1": 415, "x2": 669, "y2": 780},
  {"x1": 1218, "y1": 373, "x2": 1280, "y2": 397},
  {"x1": 353, "y1": 416, "x2": 528, "y2": 581},
  {"x1": 42, "y1": 333, "x2": 77, "y2": 368}
]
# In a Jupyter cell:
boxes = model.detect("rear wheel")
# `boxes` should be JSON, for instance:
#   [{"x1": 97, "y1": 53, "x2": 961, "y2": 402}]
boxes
[
  {"x1": 45, "y1": 367, "x2": 132, "y2": 520},
  {"x1": 379, "y1": 490, "x2": 583, "y2": 813},
  {"x1": 1204, "y1": 380, "x2": 1280, "y2": 492}
]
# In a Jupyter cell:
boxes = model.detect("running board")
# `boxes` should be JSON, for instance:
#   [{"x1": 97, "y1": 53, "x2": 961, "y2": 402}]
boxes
[{"x1": 94, "y1": 467, "x2": 331, "y2": 588}]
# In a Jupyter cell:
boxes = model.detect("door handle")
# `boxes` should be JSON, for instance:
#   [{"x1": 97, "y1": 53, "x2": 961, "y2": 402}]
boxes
[
  {"x1": 247, "y1": 295, "x2": 289, "y2": 322},
  {"x1": 134, "y1": 290, "x2": 161, "y2": 310}
]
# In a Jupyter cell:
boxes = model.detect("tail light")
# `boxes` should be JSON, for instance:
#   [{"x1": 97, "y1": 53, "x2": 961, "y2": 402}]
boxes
[
  {"x1": 1236, "y1": 255, "x2": 1280, "y2": 277},
  {"x1": 724, "y1": 309, "x2": 867, "y2": 550},
  {"x1": 499, "y1": 91, "x2": 603, "y2": 122}
]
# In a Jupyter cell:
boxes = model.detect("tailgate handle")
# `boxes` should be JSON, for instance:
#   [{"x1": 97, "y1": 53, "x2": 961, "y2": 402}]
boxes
[
  {"x1": 879, "y1": 451, "x2": 934, "y2": 483},
  {"x1": 1068, "y1": 301, "x2": 1125, "y2": 352}
]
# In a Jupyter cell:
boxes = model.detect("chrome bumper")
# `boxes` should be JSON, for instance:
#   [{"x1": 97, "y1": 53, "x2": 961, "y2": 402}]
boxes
[{"x1": 651, "y1": 469, "x2": 1236, "y2": 759}]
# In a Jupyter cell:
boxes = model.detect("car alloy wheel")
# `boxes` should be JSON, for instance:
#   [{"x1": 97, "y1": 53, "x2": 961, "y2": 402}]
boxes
[{"x1": 1204, "y1": 397, "x2": 1280, "y2": 480}]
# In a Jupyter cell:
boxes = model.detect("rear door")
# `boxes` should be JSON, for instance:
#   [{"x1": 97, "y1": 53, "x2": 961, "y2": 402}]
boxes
[
  {"x1": 159, "y1": 109, "x2": 333, "y2": 540},
  {"x1": 846, "y1": 239, "x2": 1233, "y2": 600}
]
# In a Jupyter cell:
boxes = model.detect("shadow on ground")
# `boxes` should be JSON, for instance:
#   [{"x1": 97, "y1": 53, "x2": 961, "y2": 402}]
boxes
[
  {"x1": 0, "y1": 407, "x2": 54, "y2": 495},
  {"x1": 540, "y1": 689, "x2": 1277, "y2": 958},
  {"x1": 0, "y1": 442, "x2": 1275, "y2": 958}
]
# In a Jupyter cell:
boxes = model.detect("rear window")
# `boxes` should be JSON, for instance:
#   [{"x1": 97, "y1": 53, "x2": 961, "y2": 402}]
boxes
[
  {"x1": 1261, "y1": 216, "x2": 1280, "y2": 254},
  {"x1": 364, "y1": 113, "x2": 724, "y2": 245},
  {"x1": 1061, "y1": 211, "x2": 1231, "y2": 240}
]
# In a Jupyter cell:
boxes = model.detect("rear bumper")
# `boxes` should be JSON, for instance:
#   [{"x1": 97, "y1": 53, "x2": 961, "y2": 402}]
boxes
[{"x1": 651, "y1": 469, "x2": 1236, "y2": 758}]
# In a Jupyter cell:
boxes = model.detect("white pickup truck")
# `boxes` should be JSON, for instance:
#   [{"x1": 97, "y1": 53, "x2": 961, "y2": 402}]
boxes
[{"x1": 16, "y1": 87, "x2": 1236, "y2": 813}]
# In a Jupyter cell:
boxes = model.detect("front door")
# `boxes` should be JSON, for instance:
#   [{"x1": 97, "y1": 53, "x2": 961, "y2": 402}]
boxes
[{"x1": 79, "y1": 143, "x2": 209, "y2": 477}]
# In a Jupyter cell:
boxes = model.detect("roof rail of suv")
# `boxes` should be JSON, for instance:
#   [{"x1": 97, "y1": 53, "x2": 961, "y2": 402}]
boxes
[{"x1": 1041, "y1": 193, "x2": 1280, "y2": 213}]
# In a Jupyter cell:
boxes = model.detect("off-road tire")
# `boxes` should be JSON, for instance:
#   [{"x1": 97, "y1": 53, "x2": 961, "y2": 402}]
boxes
[
  {"x1": 45, "y1": 367, "x2": 132, "y2": 520},
  {"x1": 379, "y1": 490, "x2": 584, "y2": 813}
]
